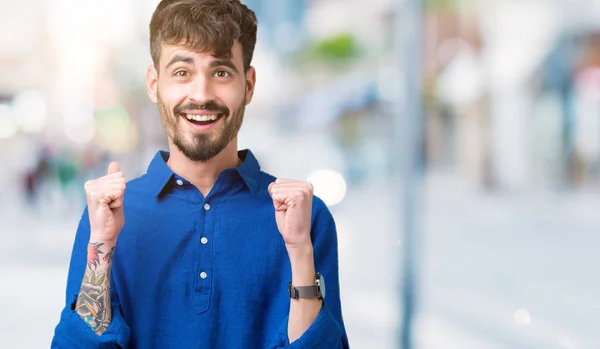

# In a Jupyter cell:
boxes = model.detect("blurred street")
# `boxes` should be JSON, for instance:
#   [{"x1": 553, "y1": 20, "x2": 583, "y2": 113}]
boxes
[
  {"x1": 1, "y1": 173, "x2": 598, "y2": 348},
  {"x1": 3, "y1": 0, "x2": 600, "y2": 347}
]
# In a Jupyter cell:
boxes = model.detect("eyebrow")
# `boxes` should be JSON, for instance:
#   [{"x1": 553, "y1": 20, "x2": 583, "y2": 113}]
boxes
[
  {"x1": 165, "y1": 55, "x2": 195, "y2": 70},
  {"x1": 209, "y1": 59, "x2": 239, "y2": 74}
]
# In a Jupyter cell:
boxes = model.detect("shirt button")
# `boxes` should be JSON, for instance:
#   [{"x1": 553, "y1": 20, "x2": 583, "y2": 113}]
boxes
[
  {"x1": 201, "y1": 237, "x2": 208, "y2": 245},
  {"x1": 176, "y1": 179, "x2": 184, "y2": 186},
  {"x1": 203, "y1": 203, "x2": 211, "y2": 211},
  {"x1": 200, "y1": 272, "x2": 208, "y2": 279}
]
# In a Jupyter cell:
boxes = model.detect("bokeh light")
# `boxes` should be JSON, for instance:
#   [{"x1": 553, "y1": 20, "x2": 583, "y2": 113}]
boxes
[
  {"x1": 559, "y1": 336, "x2": 579, "y2": 349},
  {"x1": 307, "y1": 168, "x2": 347, "y2": 206},
  {"x1": 514, "y1": 309, "x2": 532, "y2": 325},
  {"x1": 64, "y1": 119, "x2": 96, "y2": 144},
  {"x1": 95, "y1": 106, "x2": 138, "y2": 152},
  {"x1": 12, "y1": 91, "x2": 48, "y2": 133}
]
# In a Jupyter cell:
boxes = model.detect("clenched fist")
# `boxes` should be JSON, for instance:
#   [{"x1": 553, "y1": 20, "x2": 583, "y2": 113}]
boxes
[
  {"x1": 84, "y1": 162, "x2": 126, "y2": 243},
  {"x1": 268, "y1": 179, "x2": 313, "y2": 249}
]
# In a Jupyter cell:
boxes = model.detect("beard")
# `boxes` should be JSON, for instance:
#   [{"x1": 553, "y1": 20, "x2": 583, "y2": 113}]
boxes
[{"x1": 158, "y1": 93, "x2": 246, "y2": 162}]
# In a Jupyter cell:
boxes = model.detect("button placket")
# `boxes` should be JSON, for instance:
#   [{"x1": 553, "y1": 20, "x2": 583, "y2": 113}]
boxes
[
  {"x1": 197, "y1": 204, "x2": 211, "y2": 285},
  {"x1": 198, "y1": 202, "x2": 211, "y2": 282},
  {"x1": 193, "y1": 188, "x2": 225, "y2": 314},
  {"x1": 193, "y1": 199, "x2": 212, "y2": 314}
]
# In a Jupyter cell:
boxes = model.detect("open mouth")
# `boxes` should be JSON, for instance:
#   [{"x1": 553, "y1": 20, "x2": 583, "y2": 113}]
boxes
[{"x1": 181, "y1": 113, "x2": 224, "y2": 126}]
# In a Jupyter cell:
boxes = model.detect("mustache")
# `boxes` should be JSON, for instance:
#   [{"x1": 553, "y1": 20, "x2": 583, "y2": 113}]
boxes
[{"x1": 174, "y1": 101, "x2": 229, "y2": 115}]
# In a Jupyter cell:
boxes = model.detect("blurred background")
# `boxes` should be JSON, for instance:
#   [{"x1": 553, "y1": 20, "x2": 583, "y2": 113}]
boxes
[{"x1": 1, "y1": 0, "x2": 599, "y2": 348}]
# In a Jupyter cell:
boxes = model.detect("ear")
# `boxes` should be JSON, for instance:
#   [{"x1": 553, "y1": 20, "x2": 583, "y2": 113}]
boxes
[
  {"x1": 244, "y1": 66, "x2": 256, "y2": 105},
  {"x1": 146, "y1": 64, "x2": 159, "y2": 104}
]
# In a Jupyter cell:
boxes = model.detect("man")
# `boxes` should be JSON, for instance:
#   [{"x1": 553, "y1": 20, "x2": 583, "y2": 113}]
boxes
[{"x1": 51, "y1": 0, "x2": 349, "y2": 348}]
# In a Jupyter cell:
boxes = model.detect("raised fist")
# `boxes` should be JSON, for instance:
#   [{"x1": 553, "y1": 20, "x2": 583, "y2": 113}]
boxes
[
  {"x1": 84, "y1": 162, "x2": 126, "y2": 243},
  {"x1": 268, "y1": 178, "x2": 313, "y2": 249}
]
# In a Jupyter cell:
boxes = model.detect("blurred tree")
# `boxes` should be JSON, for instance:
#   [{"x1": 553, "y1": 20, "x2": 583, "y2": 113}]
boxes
[
  {"x1": 295, "y1": 33, "x2": 362, "y2": 65},
  {"x1": 313, "y1": 34, "x2": 360, "y2": 61}
]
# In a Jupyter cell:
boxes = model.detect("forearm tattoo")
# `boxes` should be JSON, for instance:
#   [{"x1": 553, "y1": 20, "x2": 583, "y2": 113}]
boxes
[{"x1": 75, "y1": 242, "x2": 115, "y2": 335}]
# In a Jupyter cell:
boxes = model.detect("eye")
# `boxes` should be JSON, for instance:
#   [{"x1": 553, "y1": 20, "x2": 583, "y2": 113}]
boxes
[
  {"x1": 214, "y1": 70, "x2": 230, "y2": 78},
  {"x1": 174, "y1": 70, "x2": 190, "y2": 77}
]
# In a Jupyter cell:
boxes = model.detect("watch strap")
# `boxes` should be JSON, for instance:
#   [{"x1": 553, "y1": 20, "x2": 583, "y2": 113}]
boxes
[
  {"x1": 288, "y1": 274, "x2": 323, "y2": 299},
  {"x1": 288, "y1": 283, "x2": 320, "y2": 299}
]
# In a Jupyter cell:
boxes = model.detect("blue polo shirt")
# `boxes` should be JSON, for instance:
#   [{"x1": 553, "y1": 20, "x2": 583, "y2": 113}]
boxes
[{"x1": 51, "y1": 150, "x2": 349, "y2": 348}]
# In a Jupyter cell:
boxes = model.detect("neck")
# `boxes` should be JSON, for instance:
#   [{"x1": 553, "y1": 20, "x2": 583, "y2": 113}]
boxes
[{"x1": 166, "y1": 138, "x2": 241, "y2": 197}]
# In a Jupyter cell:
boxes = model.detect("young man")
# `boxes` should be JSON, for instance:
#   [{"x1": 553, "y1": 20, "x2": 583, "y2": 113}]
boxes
[{"x1": 51, "y1": 0, "x2": 349, "y2": 348}]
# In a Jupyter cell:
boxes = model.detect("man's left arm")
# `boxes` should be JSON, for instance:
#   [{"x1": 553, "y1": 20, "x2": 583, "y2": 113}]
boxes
[{"x1": 268, "y1": 179, "x2": 349, "y2": 349}]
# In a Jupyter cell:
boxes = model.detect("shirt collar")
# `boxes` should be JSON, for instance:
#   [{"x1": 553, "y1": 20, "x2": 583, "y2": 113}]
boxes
[
  {"x1": 235, "y1": 149, "x2": 261, "y2": 195},
  {"x1": 147, "y1": 149, "x2": 261, "y2": 197}
]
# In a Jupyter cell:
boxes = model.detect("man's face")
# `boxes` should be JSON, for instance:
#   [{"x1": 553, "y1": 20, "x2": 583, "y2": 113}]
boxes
[{"x1": 146, "y1": 42, "x2": 255, "y2": 162}]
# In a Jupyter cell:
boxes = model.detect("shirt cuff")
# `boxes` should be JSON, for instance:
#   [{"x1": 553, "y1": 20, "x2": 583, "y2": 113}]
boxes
[
  {"x1": 52, "y1": 295, "x2": 130, "y2": 349},
  {"x1": 271, "y1": 301, "x2": 345, "y2": 349}
]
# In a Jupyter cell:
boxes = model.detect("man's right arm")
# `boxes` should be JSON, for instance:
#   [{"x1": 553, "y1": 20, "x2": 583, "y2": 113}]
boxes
[{"x1": 52, "y1": 162, "x2": 131, "y2": 348}]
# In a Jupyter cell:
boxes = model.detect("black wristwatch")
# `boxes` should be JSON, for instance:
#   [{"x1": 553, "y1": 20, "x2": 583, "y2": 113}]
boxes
[{"x1": 288, "y1": 273, "x2": 326, "y2": 300}]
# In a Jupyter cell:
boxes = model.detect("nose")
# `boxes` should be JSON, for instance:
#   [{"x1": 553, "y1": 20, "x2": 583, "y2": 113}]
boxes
[{"x1": 187, "y1": 75, "x2": 215, "y2": 104}]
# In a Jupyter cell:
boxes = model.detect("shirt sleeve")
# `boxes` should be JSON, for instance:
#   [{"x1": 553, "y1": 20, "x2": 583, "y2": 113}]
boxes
[
  {"x1": 51, "y1": 208, "x2": 131, "y2": 348},
  {"x1": 270, "y1": 201, "x2": 350, "y2": 349}
]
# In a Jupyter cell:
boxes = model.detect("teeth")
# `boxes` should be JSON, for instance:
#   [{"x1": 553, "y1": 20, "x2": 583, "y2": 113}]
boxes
[{"x1": 184, "y1": 114, "x2": 219, "y2": 122}]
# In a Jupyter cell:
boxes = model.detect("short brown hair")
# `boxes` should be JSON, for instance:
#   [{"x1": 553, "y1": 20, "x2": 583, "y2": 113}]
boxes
[{"x1": 149, "y1": 0, "x2": 258, "y2": 71}]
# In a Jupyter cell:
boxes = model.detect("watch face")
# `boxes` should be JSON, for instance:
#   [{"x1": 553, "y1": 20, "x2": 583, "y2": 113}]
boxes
[{"x1": 317, "y1": 274, "x2": 326, "y2": 299}]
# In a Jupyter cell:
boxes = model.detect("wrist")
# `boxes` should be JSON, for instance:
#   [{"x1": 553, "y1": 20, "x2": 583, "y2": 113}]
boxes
[
  {"x1": 89, "y1": 235, "x2": 118, "y2": 247},
  {"x1": 286, "y1": 243, "x2": 313, "y2": 264},
  {"x1": 288, "y1": 245, "x2": 316, "y2": 286},
  {"x1": 285, "y1": 238, "x2": 312, "y2": 256}
]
